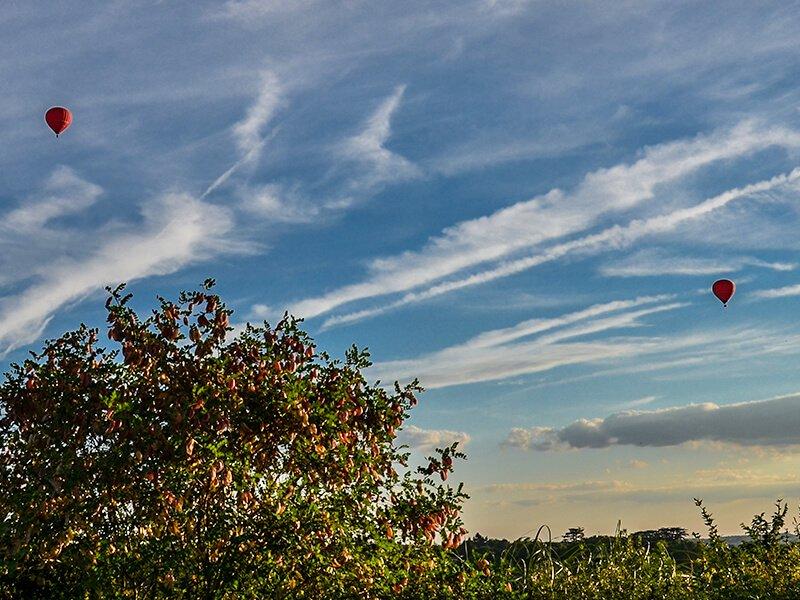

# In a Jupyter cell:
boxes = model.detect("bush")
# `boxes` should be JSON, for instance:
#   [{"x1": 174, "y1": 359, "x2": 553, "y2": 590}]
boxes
[{"x1": 0, "y1": 281, "x2": 468, "y2": 599}]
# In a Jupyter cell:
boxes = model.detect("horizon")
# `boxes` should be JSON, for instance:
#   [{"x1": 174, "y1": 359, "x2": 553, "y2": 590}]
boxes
[{"x1": 4, "y1": 1, "x2": 800, "y2": 538}]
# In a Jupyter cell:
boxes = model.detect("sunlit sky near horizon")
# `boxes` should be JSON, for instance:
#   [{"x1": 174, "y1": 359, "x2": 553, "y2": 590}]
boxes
[{"x1": 5, "y1": 0, "x2": 800, "y2": 538}]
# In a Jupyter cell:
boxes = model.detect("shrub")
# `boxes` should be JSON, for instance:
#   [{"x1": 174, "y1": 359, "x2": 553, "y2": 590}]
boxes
[{"x1": 0, "y1": 281, "x2": 468, "y2": 599}]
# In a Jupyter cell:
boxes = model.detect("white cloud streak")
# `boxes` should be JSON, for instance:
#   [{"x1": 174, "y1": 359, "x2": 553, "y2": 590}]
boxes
[
  {"x1": 0, "y1": 172, "x2": 242, "y2": 354},
  {"x1": 202, "y1": 71, "x2": 283, "y2": 199},
  {"x1": 220, "y1": 83, "x2": 413, "y2": 221},
  {"x1": 480, "y1": 472, "x2": 800, "y2": 509},
  {"x1": 233, "y1": 71, "x2": 283, "y2": 159},
  {"x1": 324, "y1": 167, "x2": 800, "y2": 328},
  {"x1": 369, "y1": 295, "x2": 687, "y2": 388},
  {"x1": 210, "y1": 0, "x2": 317, "y2": 21},
  {"x1": 4, "y1": 166, "x2": 103, "y2": 231},
  {"x1": 752, "y1": 283, "x2": 800, "y2": 299},
  {"x1": 237, "y1": 182, "x2": 319, "y2": 223},
  {"x1": 465, "y1": 295, "x2": 672, "y2": 349},
  {"x1": 479, "y1": 480, "x2": 628, "y2": 495},
  {"x1": 601, "y1": 249, "x2": 795, "y2": 277},
  {"x1": 288, "y1": 122, "x2": 800, "y2": 322},
  {"x1": 339, "y1": 84, "x2": 420, "y2": 194}
]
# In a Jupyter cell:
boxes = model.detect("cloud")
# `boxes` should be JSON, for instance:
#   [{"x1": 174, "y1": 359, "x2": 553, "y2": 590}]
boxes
[
  {"x1": 479, "y1": 480, "x2": 628, "y2": 494},
  {"x1": 338, "y1": 85, "x2": 420, "y2": 194},
  {"x1": 621, "y1": 396, "x2": 657, "y2": 408},
  {"x1": 0, "y1": 180, "x2": 243, "y2": 354},
  {"x1": 203, "y1": 71, "x2": 283, "y2": 199},
  {"x1": 287, "y1": 122, "x2": 800, "y2": 322},
  {"x1": 322, "y1": 165, "x2": 800, "y2": 327},
  {"x1": 563, "y1": 476, "x2": 800, "y2": 506},
  {"x1": 527, "y1": 323, "x2": 800, "y2": 391},
  {"x1": 369, "y1": 295, "x2": 688, "y2": 388},
  {"x1": 430, "y1": 127, "x2": 601, "y2": 176},
  {"x1": 0, "y1": 168, "x2": 108, "y2": 289},
  {"x1": 222, "y1": 83, "x2": 415, "y2": 225},
  {"x1": 692, "y1": 468, "x2": 792, "y2": 484},
  {"x1": 464, "y1": 295, "x2": 672, "y2": 349},
  {"x1": 236, "y1": 182, "x2": 319, "y2": 223},
  {"x1": 210, "y1": 0, "x2": 317, "y2": 21},
  {"x1": 484, "y1": 473, "x2": 800, "y2": 509},
  {"x1": 233, "y1": 71, "x2": 283, "y2": 159},
  {"x1": 752, "y1": 283, "x2": 800, "y2": 299},
  {"x1": 482, "y1": 0, "x2": 532, "y2": 16},
  {"x1": 504, "y1": 393, "x2": 800, "y2": 451},
  {"x1": 600, "y1": 249, "x2": 795, "y2": 277},
  {"x1": 397, "y1": 424, "x2": 471, "y2": 452},
  {"x1": 4, "y1": 166, "x2": 103, "y2": 231}
]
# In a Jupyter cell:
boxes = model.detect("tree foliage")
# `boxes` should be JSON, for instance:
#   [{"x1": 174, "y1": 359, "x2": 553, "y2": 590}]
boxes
[
  {"x1": 0, "y1": 281, "x2": 469, "y2": 598},
  {"x1": 562, "y1": 527, "x2": 585, "y2": 543}
]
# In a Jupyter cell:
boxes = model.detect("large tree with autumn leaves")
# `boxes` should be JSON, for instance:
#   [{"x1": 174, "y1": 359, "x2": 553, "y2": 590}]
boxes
[{"x1": 0, "y1": 281, "x2": 469, "y2": 599}]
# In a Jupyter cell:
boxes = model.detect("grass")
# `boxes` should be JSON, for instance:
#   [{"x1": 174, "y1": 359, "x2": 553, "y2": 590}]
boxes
[{"x1": 446, "y1": 499, "x2": 800, "y2": 599}]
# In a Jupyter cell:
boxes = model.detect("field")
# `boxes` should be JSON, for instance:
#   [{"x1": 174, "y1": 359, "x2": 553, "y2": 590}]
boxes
[{"x1": 451, "y1": 502, "x2": 800, "y2": 599}]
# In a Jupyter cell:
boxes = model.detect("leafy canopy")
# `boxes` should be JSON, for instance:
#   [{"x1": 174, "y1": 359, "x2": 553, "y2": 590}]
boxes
[{"x1": 0, "y1": 281, "x2": 468, "y2": 599}]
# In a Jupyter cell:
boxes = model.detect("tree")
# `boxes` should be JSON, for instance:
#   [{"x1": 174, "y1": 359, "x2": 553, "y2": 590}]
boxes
[
  {"x1": 562, "y1": 527, "x2": 585, "y2": 543},
  {"x1": 632, "y1": 528, "x2": 688, "y2": 544},
  {"x1": 0, "y1": 281, "x2": 469, "y2": 599}
]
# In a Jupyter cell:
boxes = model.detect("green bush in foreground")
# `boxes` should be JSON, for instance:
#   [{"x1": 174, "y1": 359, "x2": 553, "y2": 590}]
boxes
[
  {"x1": 0, "y1": 282, "x2": 467, "y2": 599},
  {"x1": 1, "y1": 281, "x2": 800, "y2": 599}
]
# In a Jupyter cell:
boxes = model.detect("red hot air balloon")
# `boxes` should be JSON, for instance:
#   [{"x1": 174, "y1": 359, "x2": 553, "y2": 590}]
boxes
[
  {"x1": 712, "y1": 279, "x2": 735, "y2": 307},
  {"x1": 45, "y1": 107, "x2": 72, "y2": 137}
]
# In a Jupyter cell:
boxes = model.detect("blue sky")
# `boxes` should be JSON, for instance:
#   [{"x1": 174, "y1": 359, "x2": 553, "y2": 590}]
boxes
[{"x1": 5, "y1": 0, "x2": 800, "y2": 537}]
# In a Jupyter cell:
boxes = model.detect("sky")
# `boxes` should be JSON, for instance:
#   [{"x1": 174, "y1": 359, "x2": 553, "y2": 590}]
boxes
[{"x1": 4, "y1": 0, "x2": 800, "y2": 538}]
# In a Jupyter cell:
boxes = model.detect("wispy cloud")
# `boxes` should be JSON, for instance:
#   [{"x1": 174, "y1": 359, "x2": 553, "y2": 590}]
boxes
[
  {"x1": 337, "y1": 84, "x2": 420, "y2": 197},
  {"x1": 324, "y1": 167, "x2": 800, "y2": 327},
  {"x1": 623, "y1": 396, "x2": 657, "y2": 408},
  {"x1": 482, "y1": 0, "x2": 533, "y2": 16},
  {"x1": 464, "y1": 296, "x2": 672, "y2": 349},
  {"x1": 504, "y1": 393, "x2": 800, "y2": 451},
  {"x1": 525, "y1": 326, "x2": 800, "y2": 392},
  {"x1": 0, "y1": 168, "x2": 107, "y2": 288},
  {"x1": 4, "y1": 166, "x2": 102, "y2": 231},
  {"x1": 237, "y1": 182, "x2": 319, "y2": 223},
  {"x1": 752, "y1": 283, "x2": 800, "y2": 299},
  {"x1": 210, "y1": 0, "x2": 317, "y2": 21},
  {"x1": 287, "y1": 122, "x2": 800, "y2": 322},
  {"x1": 479, "y1": 480, "x2": 628, "y2": 495},
  {"x1": 480, "y1": 472, "x2": 800, "y2": 509},
  {"x1": 203, "y1": 71, "x2": 283, "y2": 198},
  {"x1": 0, "y1": 171, "x2": 244, "y2": 354},
  {"x1": 369, "y1": 295, "x2": 687, "y2": 388},
  {"x1": 219, "y1": 83, "x2": 415, "y2": 224},
  {"x1": 233, "y1": 71, "x2": 283, "y2": 159},
  {"x1": 601, "y1": 249, "x2": 795, "y2": 277},
  {"x1": 430, "y1": 127, "x2": 600, "y2": 176}
]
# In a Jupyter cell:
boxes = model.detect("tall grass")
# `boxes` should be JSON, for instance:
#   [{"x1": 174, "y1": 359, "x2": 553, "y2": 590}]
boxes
[{"x1": 447, "y1": 499, "x2": 800, "y2": 599}]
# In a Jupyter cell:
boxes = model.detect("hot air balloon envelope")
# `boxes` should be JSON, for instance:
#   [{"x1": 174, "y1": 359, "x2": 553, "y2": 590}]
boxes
[
  {"x1": 45, "y1": 107, "x2": 72, "y2": 137},
  {"x1": 712, "y1": 279, "x2": 735, "y2": 306}
]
